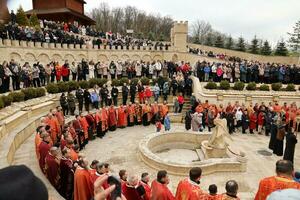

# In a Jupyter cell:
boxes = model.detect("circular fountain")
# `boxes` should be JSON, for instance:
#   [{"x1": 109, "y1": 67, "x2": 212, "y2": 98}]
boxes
[{"x1": 139, "y1": 119, "x2": 247, "y2": 175}]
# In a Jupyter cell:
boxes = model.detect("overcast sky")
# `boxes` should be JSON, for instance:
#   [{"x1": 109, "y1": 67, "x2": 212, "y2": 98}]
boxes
[{"x1": 8, "y1": 0, "x2": 300, "y2": 46}]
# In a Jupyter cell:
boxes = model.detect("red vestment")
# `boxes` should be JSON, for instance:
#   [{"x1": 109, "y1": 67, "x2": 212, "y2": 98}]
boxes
[
  {"x1": 199, "y1": 194, "x2": 222, "y2": 200},
  {"x1": 38, "y1": 141, "x2": 51, "y2": 173},
  {"x1": 79, "y1": 117, "x2": 89, "y2": 140},
  {"x1": 273, "y1": 105, "x2": 282, "y2": 113},
  {"x1": 45, "y1": 116, "x2": 61, "y2": 143},
  {"x1": 160, "y1": 105, "x2": 169, "y2": 117},
  {"x1": 143, "y1": 105, "x2": 152, "y2": 122},
  {"x1": 56, "y1": 111, "x2": 65, "y2": 126},
  {"x1": 108, "y1": 107, "x2": 117, "y2": 127},
  {"x1": 254, "y1": 176, "x2": 300, "y2": 200},
  {"x1": 152, "y1": 105, "x2": 159, "y2": 115},
  {"x1": 35, "y1": 133, "x2": 42, "y2": 159},
  {"x1": 55, "y1": 65, "x2": 62, "y2": 81},
  {"x1": 140, "y1": 181, "x2": 151, "y2": 200},
  {"x1": 45, "y1": 153, "x2": 60, "y2": 190},
  {"x1": 117, "y1": 106, "x2": 127, "y2": 127},
  {"x1": 175, "y1": 178, "x2": 205, "y2": 200},
  {"x1": 101, "y1": 108, "x2": 108, "y2": 131},
  {"x1": 150, "y1": 180, "x2": 175, "y2": 200},
  {"x1": 122, "y1": 184, "x2": 144, "y2": 200},
  {"x1": 128, "y1": 105, "x2": 136, "y2": 123},
  {"x1": 257, "y1": 112, "x2": 264, "y2": 126},
  {"x1": 249, "y1": 113, "x2": 257, "y2": 130},
  {"x1": 135, "y1": 104, "x2": 143, "y2": 123},
  {"x1": 74, "y1": 167, "x2": 94, "y2": 200}
]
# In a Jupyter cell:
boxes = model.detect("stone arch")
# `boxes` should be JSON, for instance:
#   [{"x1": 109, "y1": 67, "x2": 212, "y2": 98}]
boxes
[
  {"x1": 10, "y1": 52, "x2": 22, "y2": 61},
  {"x1": 98, "y1": 54, "x2": 109, "y2": 62},
  {"x1": 152, "y1": 55, "x2": 163, "y2": 61},
  {"x1": 52, "y1": 54, "x2": 63, "y2": 62},
  {"x1": 121, "y1": 54, "x2": 130, "y2": 62},
  {"x1": 24, "y1": 53, "x2": 36, "y2": 62},
  {"x1": 142, "y1": 55, "x2": 151, "y2": 62},
  {"x1": 37, "y1": 53, "x2": 50, "y2": 63},
  {"x1": 110, "y1": 55, "x2": 119, "y2": 61},
  {"x1": 172, "y1": 54, "x2": 178, "y2": 62},
  {"x1": 64, "y1": 54, "x2": 76, "y2": 62},
  {"x1": 132, "y1": 54, "x2": 141, "y2": 61},
  {"x1": 77, "y1": 54, "x2": 87, "y2": 61}
]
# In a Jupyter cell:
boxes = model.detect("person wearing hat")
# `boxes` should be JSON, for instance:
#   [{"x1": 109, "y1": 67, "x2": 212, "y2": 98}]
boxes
[{"x1": 0, "y1": 165, "x2": 48, "y2": 200}]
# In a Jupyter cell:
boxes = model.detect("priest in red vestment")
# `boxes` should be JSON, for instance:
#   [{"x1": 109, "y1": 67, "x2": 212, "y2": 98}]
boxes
[
  {"x1": 122, "y1": 175, "x2": 143, "y2": 200},
  {"x1": 74, "y1": 158, "x2": 94, "y2": 200},
  {"x1": 117, "y1": 105, "x2": 128, "y2": 128},
  {"x1": 150, "y1": 170, "x2": 175, "y2": 200},
  {"x1": 135, "y1": 102, "x2": 143, "y2": 125},
  {"x1": 108, "y1": 105, "x2": 117, "y2": 131},
  {"x1": 140, "y1": 172, "x2": 151, "y2": 200},
  {"x1": 44, "y1": 113, "x2": 61, "y2": 144},
  {"x1": 95, "y1": 109, "x2": 103, "y2": 138},
  {"x1": 55, "y1": 106, "x2": 65, "y2": 128},
  {"x1": 142, "y1": 102, "x2": 152, "y2": 126},
  {"x1": 38, "y1": 132, "x2": 52, "y2": 173},
  {"x1": 151, "y1": 102, "x2": 160, "y2": 124},
  {"x1": 127, "y1": 102, "x2": 136, "y2": 127},
  {"x1": 79, "y1": 113, "x2": 89, "y2": 145},
  {"x1": 90, "y1": 163, "x2": 109, "y2": 190},
  {"x1": 175, "y1": 167, "x2": 205, "y2": 200},
  {"x1": 45, "y1": 147, "x2": 60, "y2": 191},
  {"x1": 60, "y1": 148, "x2": 74, "y2": 200},
  {"x1": 255, "y1": 160, "x2": 300, "y2": 200}
]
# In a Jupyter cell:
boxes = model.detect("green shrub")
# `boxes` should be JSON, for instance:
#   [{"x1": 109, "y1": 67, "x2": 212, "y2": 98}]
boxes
[
  {"x1": 259, "y1": 84, "x2": 270, "y2": 91},
  {"x1": 219, "y1": 80, "x2": 230, "y2": 90},
  {"x1": 141, "y1": 77, "x2": 150, "y2": 85},
  {"x1": 35, "y1": 88, "x2": 46, "y2": 97},
  {"x1": 21, "y1": 87, "x2": 37, "y2": 100},
  {"x1": 1, "y1": 95, "x2": 13, "y2": 107},
  {"x1": 98, "y1": 78, "x2": 108, "y2": 87},
  {"x1": 111, "y1": 79, "x2": 120, "y2": 87},
  {"x1": 66, "y1": 81, "x2": 79, "y2": 91},
  {"x1": 9, "y1": 91, "x2": 25, "y2": 102},
  {"x1": 89, "y1": 78, "x2": 100, "y2": 88},
  {"x1": 46, "y1": 83, "x2": 59, "y2": 94},
  {"x1": 79, "y1": 81, "x2": 89, "y2": 89},
  {"x1": 246, "y1": 82, "x2": 257, "y2": 90},
  {"x1": 0, "y1": 97, "x2": 4, "y2": 108},
  {"x1": 271, "y1": 83, "x2": 282, "y2": 91},
  {"x1": 119, "y1": 77, "x2": 129, "y2": 86},
  {"x1": 57, "y1": 82, "x2": 69, "y2": 93},
  {"x1": 285, "y1": 84, "x2": 296, "y2": 91},
  {"x1": 205, "y1": 82, "x2": 218, "y2": 89},
  {"x1": 233, "y1": 81, "x2": 245, "y2": 91},
  {"x1": 130, "y1": 78, "x2": 139, "y2": 86}
]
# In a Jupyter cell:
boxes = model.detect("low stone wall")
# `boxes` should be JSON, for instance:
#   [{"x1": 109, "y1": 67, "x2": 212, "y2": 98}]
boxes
[
  {"x1": 139, "y1": 132, "x2": 246, "y2": 175},
  {"x1": 188, "y1": 43, "x2": 299, "y2": 65},
  {"x1": 192, "y1": 77, "x2": 300, "y2": 105}
]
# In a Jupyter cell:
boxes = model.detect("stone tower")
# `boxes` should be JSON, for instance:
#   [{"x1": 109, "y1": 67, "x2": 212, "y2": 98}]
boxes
[
  {"x1": 0, "y1": 0, "x2": 9, "y2": 23},
  {"x1": 171, "y1": 21, "x2": 188, "y2": 52}
]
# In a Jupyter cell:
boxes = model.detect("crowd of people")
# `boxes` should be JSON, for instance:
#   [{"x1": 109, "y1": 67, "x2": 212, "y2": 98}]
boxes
[
  {"x1": 0, "y1": 18, "x2": 169, "y2": 49},
  {"x1": 193, "y1": 59, "x2": 300, "y2": 84},
  {"x1": 0, "y1": 59, "x2": 193, "y2": 94},
  {"x1": 33, "y1": 101, "x2": 300, "y2": 200},
  {"x1": 185, "y1": 99, "x2": 299, "y2": 162}
]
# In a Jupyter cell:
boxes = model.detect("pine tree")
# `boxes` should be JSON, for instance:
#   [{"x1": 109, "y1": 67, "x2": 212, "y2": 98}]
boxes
[
  {"x1": 236, "y1": 37, "x2": 246, "y2": 52},
  {"x1": 225, "y1": 36, "x2": 234, "y2": 49},
  {"x1": 205, "y1": 33, "x2": 213, "y2": 46},
  {"x1": 214, "y1": 35, "x2": 224, "y2": 48},
  {"x1": 275, "y1": 40, "x2": 289, "y2": 56},
  {"x1": 260, "y1": 40, "x2": 272, "y2": 55},
  {"x1": 29, "y1": 12, "x2": 40, "y2": 28},
  {"x1": 288, "y1": 20, "x2": 300, "y2": 52},
  {"x1": 249, "y1": 36, "x2": 259, "y2": 54},
  {"x1": 16, "y1": 6, "x2": 29, "y2": 26}
]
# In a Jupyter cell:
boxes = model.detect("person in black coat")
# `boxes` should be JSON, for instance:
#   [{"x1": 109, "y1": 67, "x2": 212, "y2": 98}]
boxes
[
  {"x1": 83, "y1": 89, "x2": 91, "y2": 112},
  {"x1": 122, "y1": 83, "x2": 129, "y2": 105},
  {"x1": 100, "y1": 85, "x2": 108, "y2": 107},
  {"x1": 283, "y1": 129, "x2": 298, "y2": 163},
  {"x1": 75, "y1": 87, "x2": 84, "y2": 112},
  {"x1": 241, "y1": 110, "x2": 249, "y2": 134},
  {"x1": 185, "y1": 110, "x2": 192, "y2": 131},
  {"x1": 130, "y1": 83, "x2": 136, "y2": 103},
  {"x1": 111, "y1": 86, "x2": 119, "y2": 106}
]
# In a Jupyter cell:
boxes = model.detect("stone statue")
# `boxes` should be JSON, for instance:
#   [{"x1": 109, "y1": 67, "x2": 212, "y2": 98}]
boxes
[{"x1": 207, "y1": 118, "x2": 232, "y2": 149}]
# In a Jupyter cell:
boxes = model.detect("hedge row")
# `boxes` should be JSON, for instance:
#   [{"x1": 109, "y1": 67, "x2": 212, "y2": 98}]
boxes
[
  {"x1": 0, "y1": 87, "x2": 46, "y2": 109},
  {"x1": 205, "y1": 81, "x2": 298, "y2": 92}
]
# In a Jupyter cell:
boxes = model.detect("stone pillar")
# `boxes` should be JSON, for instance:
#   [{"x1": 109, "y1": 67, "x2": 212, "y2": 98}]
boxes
[
  {"x1": 35, "y1": 42, "x2": 42, "y2": 48},
  {"x1": 49, "y1": 43, "x2": 55, "y2": 49},
  {"x1": 3, "y1": 39, "x2": 11, "y2": 46},
  {"x1": 62, "y1": 44, "x2": 68, "y2": 49},
  {"x1": 93, "y1": 45, "x2": 99, "y2": 50},
  {"x1": 56, "y1": 43, "x2": 61, "y2": 49},
  {"x1": 11, "y1": 40, "x2": 19, "y2": 47},
  {"x1": 20, "y1": 41, "x2": 27, "y2": 47},
  {"x1": 28, "y1": 41, "x2": 34, "y2": 48},
  {"x1": 42, "y1": 43, "x2": 49, "y2": 48},
  {"x1": 69, "y1": 44, "x2": 74, "y2": 49},
  {"x1": 86, "y1": 43, "x2": 92, "y2": 49},
  {"x1": 82, "y1": 44, "x2": 86, "y2": 49},
  {"x1": 75, "y1": 44, "x2": 80, "y2": 49},
  {"x1": 0, "y1": 38, "x2": 3, "y2": 46}
]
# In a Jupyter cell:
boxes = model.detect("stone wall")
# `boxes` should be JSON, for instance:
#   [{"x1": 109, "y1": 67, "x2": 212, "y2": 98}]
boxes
[{"x1": 188, "y1": 43, "x2": 299, "y2": 65}]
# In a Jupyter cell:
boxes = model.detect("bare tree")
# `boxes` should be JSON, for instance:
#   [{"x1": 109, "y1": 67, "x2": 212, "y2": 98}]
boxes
[{"x1": 191, "y1": 20, "x2": 212, "y2": 44}]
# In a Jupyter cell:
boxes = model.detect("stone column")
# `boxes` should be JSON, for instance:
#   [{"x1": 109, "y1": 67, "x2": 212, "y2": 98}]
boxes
[
  {"x1": 49, "y1": 43, "x2": 55, "y2": 49},
  {"x1": 69, "y1": 44, "x2": 74, "y2": 49},
  {"x1": 56, "y1": 43, "x2": 61, "y2": 49},
  {"x1": 35, "y1": 42, "x2": 42, "y2": 48},
  {"x1": 3, "y1": 39, "x2": 11, "y2": 46},
  {"x1": 75, "y1": 44, "x2": 80, "y2": 49},
  {"x1": 28, "y1": 41, "x2": 34, "y2": 48},
  {"x1": 20, "y1": 41, "x2": 27, "y2": 47},
  {"x1": 0, "y1": 38, "x2": 3, "y2": 46},
  {"x1": 62, "y1": 44, "x2": 68, "y2": 49},
  {"x1": 82, "y1": 44, "x2": 86, "y2": 49},
  {"x1": 11, "y1": 40, "x2": 19, "y2": 47},
  {"x1": 42, "y1": 43, "x2": 49, "y2": 48},
  {"x1": 93, "y1": 45, "x2": 99, "y2": 50}
]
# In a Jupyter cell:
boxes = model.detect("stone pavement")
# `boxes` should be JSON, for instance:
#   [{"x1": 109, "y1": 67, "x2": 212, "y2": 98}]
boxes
[{"x1": 13, "y1": 123, "x2": 300, "y2": 200}]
